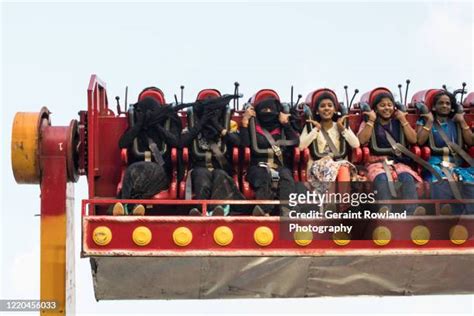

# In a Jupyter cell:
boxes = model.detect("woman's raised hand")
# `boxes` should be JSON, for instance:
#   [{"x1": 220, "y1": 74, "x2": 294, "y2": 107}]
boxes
[
  {"x1": 365, "y1": 110, "x2": 377, "y2": 122},
  {"x1": 337, "y1": 115, "x2": 348, "y2": 132},
  {"x1": 306, "y1": 119, "x2": 321, "y2": 131},
  {"x1": 242, "y1": 106, "x2": 256, "y2": 128},
  {"x1": 279, "y1": 112, "x2": 290, "y2": 125}
]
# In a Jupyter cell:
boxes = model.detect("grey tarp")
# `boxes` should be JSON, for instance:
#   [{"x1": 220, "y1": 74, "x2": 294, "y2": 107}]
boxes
[{"x1": 91, "y1": 254, "x2": 474, "y2": 300}]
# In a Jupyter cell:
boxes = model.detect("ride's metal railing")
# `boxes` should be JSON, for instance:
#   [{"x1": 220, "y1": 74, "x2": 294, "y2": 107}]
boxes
[
  {"x1": 82, "y1": 199, "x2": 281, "y2": 216},
  {"x1": 81, "y1": 198, "x2": 474, "y2": 216}
]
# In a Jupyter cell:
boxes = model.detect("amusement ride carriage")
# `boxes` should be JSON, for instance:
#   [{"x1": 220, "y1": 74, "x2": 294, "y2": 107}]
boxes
[{"x1": 10, "y1": 75, "x2": 474, "y2": 315}]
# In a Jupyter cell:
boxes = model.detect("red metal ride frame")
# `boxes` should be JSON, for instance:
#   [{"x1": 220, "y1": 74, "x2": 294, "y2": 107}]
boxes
[{"x1": 82, "y1": 76, "x2": 474, "y2": 258}]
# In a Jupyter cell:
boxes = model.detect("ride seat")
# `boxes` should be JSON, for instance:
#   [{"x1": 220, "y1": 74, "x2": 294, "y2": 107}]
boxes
[
  {"x1": 358, "y1": 88, "x2": 424, "y2": 197},
  {"x1": 242, "y1": 89, "x2": 300, "y2": 199},
  {"x1": 463, "y1": 92, "x2": 474, "y2": 127},
  {"x1": 411, "y1": 89, "x2": 474, "y2": 199},
  {"x1": 299, "y1": 88, "x2": 362, "y2": 182},
  {"x1": 182, "y1": 89, "x2": 239, "y2": 199},
  {"x1": 116, "y1": 88, "x2": 181, "y2": 200}
]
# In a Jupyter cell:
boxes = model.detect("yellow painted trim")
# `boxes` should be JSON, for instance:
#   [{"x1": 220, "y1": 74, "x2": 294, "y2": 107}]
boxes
[
  {"x1": 41, "y1": 214, "x2": 66, "y2": 315},
  {"x1": 11, "y1": 108, "x2": 49, "y2": 184}
]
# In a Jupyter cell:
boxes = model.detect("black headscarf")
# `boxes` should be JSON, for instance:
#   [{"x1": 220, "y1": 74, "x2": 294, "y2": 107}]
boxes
[
  {"x1": 139, "y1": 97, "x2": 182, "y2": 128},
  {"x1": 196, "y1": 106, "x2": 223, "y2": 141},
  {"x1": 134, "y1": 97, "x2": 159, "y2": 121},
  {"x1": 255, "y1": 98, "x2": 281, "y2": 131},
  {"x1": 118, "y1": 97, "x2": 160, "y2": 151},
  {"x1": 194, "y1": 97, "x2": 225, "y2": 142},
  {"x1": 130, "y1": 97, "x2": 181, "y2": 148}
]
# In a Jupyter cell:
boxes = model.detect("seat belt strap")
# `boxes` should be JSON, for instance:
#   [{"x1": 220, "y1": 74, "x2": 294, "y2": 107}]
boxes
[
  {"x1": 434, "y1": 121, "x2": 474, "y2": 167},
  {"x1": 148, "y1": 138, "x2": 165, "y2": 166},
  {"x1": 260, "y1": 128, "x2": 284, "y2": 165},
  {"x1": 440, "y1": 167, "x2": 463, "y2": 201},
  {"x1": 209, "y1": 142, "x2": 229, "y2": 170},
  {"x1": 320, "y1": 127, "x2": 340, "y2": 157},
  {"x1": 383, "y1": 130, "x2": 443, "y2": 182},
  {"x1": 382, "y1": 159, "x2": 398, "y2": 198}
]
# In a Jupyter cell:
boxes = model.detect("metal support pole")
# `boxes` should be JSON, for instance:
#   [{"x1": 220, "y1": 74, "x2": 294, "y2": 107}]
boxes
[{"x1": 39, "y1": 125, "x2": 76, "y2": 315}]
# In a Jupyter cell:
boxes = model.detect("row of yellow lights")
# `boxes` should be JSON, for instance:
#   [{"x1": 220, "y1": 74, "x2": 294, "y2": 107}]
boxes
[{"x1": 92, "y1": 225, "x2": 470, "y2": 248}]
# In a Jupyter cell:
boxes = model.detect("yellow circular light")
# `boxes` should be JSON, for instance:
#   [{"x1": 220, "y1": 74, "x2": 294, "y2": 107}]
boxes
[
  {"x1": 173, "y1": 227, "x2": 193, "y2": 247},
  {"x1": 294, "y1": 231, "x2": 313, "y2": 246},
  {"x1": 411, "y1": 225, "x2": 430, "y2": 246},
  {"x1": 254, "y1": 226, "x2": 273, "y2": 247},
  {"x1": 132, "y1": 226, "x2": 152, "y2": 246},
  {"x1": 214, "y1": 226, "x2": 234, "y2": 246},
  {"x1": 93, "y1": 226, "x2": 112, "y2": 246},
  {"x1": 372, "y1": 226, "x2": 391, "y2": 246},
  {"x1": 449, "y1": 225, "x2": 468, "y2": 245},
  {"x1": 333, "y1": 232, "x2": 351, "y2": 246}
]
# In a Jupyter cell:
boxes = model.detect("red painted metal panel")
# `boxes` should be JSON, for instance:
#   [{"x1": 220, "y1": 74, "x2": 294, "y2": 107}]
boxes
[
  {"x1": 81, "y1": 76, "x2": 474, "y2": 260},
  {"x1": 83, "y1": 200, "x2": 474, "y2": 255},
  {"x1": 82, "y1": 209, "x2": 474, "y2": 256},
  {"x1": 40, "y1": 126, "x2": 69, "y2": 216},
  {"x1": 87, "y1": 75, "x2": 110, "y2": 197},
  {"x1": 94, "y1": 117, "x2": 127, "y2": 199},
  {"x1": 40, "y1": 124, "x2": 71, "y2": 314}
]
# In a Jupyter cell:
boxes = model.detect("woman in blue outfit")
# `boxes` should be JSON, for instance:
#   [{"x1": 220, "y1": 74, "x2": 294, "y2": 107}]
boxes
[
  {"x1": 358, "y1": 88, "x2": 421, "y2": 214},
  {"x1": 416, "y1": 89, "x2": 474, "y2": 214}
]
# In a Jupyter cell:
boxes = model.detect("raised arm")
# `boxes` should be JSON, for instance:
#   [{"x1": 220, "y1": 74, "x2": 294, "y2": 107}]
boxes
[
  {"x1": 395, "y1": 111, "x2": 417, "y2": 145},
  {"x1": 357, "y1": 111, "x2": 376, "y2": 145},
  {"x1": 280, "y1": 112, "x2": 299, "y2": 143},
  {"x1": 416, "y1": 113, "x2": 433, "y2": 146},
  {"x1": 337, "y1": 115, "x2": 359, "y2": 148},
  {"x1": 343, "y1": 128, "x2": 360, "y2": 148},
  {"x1": 155, "y1": 124, "x2": 181, "y2": 147},
  {"x1": 210, "y1": 116, "x2": 240, "y2": 147},
  {"x1": 178, "y1": 124, "x2": 205, "y2": 148},
  {"x1": 178, "y1": 111, "x2": 214, "y2": 147},
  {"x1": 299, "y1": 120, "x2": 320, "y2": 150},
  {"x1": 240, "y1": 106, "x2": 256, "y2": 147},
  {"x1": 453, "y1": 113, "x2": 473, "y2": 147}
]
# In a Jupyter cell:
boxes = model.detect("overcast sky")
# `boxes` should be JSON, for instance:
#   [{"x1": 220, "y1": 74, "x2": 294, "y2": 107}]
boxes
[{"x1": 1, "y1": 1, "x2": 473, "y2": 315}]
